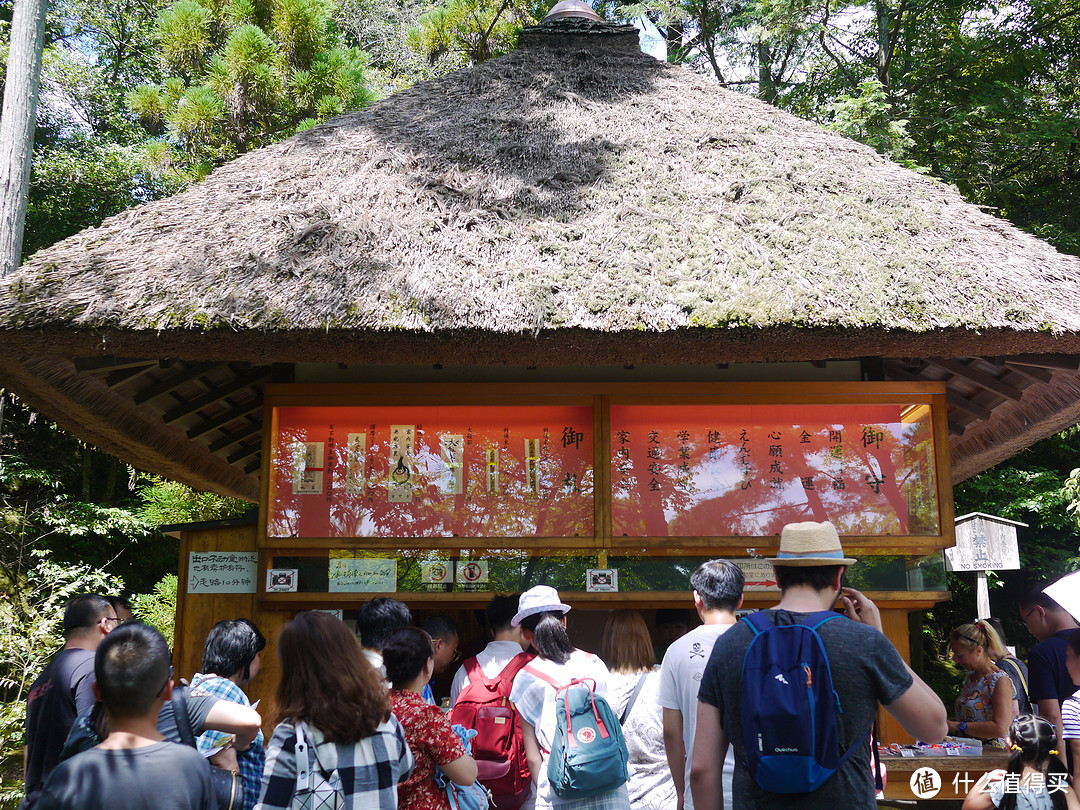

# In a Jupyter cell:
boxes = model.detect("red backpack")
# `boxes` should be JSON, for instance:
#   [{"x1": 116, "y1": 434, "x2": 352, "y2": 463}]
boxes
[{"x1": 449, "y1": 652, "x2": 534, "y2": 810}]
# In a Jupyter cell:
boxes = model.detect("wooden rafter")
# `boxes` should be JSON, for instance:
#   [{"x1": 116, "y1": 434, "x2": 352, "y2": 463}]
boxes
[
  {"x1": 1005, "y1": 354, "x2": 1080, "y2": 371},
  {"x1": 162, "y1": 368, "x2": 271, "y2": 424},
  {"x1": 927, "y1": 358, "x2": 1024, "y2": 401},
  {"x1": 187, "y1": 398, "x2": 263, "y2": 440},
  {"x1": 74, "y1": 356, "x2": 157, "y2": 373},
  {"x1": 208, "y1": 420, "x2": 262, "y2": 453},
  {"x1": 133, "y1": 362, "x2": 217, "y2": 405},
  {"x1": 226, "y1": 442, "x2": 261, "y2": 465}
]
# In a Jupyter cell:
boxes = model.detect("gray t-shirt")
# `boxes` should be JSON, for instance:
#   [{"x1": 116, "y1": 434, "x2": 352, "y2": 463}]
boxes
[
  {"x1": 36, "y1": 741, "x2": 216, "y2": 810},
  {"x1": 697, "y1": 610, "x2": 912, "y2": 810}
]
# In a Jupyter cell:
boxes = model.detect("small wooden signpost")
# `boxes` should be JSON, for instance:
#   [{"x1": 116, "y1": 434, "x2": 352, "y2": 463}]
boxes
[{"x1": 946, "y1": 513, "x2": 1025, "y2": 619}]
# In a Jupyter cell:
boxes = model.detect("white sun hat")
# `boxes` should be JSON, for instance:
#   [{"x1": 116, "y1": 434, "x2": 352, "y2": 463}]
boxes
[
  {"x1": 772, "y1": 521, "x2": 857, "y2": 567},
  {"x1": 511, "y1": 585, "x2": 572, "y2": 627}
]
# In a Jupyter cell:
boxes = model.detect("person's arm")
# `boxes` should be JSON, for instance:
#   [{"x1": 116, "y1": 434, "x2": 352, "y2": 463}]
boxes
[
  {"x1": 840, "y1": 586, "x2": 947, "y2": 742},
  {"x1": 961, "y1": 769, "x2": 1005, "y2": 810},
  {"x1": 520, "y1": 719, "x2": 543, "y2": 785},
  {"x1": 204, "y1": 701, "x2": 261, "y2": 750},
  {"x1": 663, "y1": 708, "x2": 686, "y2": 810},
  {"x1": 690, "y1": 700, "x2": 727, "y2": 810},
  {"x1": 1071, "y1": 739, "x2": 1080, "y2": 774},
  {"x1": 1036, "y1": 699, "x2": 1067, "y2": 766},
  {"x1": 441, "y1": 754, "x2": 479, "y2": 785},
  {"x1": 947, "y1": 674, "x2": 1012, "y2": 741}
]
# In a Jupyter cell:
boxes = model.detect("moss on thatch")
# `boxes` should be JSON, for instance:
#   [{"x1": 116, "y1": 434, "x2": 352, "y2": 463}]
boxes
[{"x1": 4, "y1": 40, "x2": 1080, "y2": 358}]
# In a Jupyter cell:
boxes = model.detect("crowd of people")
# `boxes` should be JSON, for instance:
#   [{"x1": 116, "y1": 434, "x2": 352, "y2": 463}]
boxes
[{"x1": 18, "y1": 520, "x2": 1080, "y2": 810}]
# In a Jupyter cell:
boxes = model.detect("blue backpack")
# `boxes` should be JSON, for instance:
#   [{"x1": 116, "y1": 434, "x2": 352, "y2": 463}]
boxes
[
  {"x1": 523, "y1": 667, "x2": 629, "y2": 798},
  {"x1": 739, "y1": 610, "x2": 868, "y2": 794}
]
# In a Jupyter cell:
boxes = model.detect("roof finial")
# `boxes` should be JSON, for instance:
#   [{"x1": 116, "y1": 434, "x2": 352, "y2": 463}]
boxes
[{"x1": 542, "y1": 0, "x2": 603, "y2": 21}]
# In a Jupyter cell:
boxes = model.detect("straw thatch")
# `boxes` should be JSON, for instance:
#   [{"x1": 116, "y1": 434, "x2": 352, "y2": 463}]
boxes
[
  {"x1": 4, "y1": 22, "x2": 1080, "y2": 500},
  {"x1": 5, "y1": 30, "x2": 1080, "y2": 365}
]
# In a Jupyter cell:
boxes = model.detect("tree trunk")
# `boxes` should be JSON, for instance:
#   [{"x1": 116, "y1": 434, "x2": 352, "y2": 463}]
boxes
[
  {"x1": 0, "y1": 0, "x2": 47, "y2": 277},
  {"x1": 875, "y1": 0, "x2": 891, "y2": 91}
]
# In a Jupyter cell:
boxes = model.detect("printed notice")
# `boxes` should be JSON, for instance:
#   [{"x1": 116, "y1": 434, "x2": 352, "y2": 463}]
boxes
[
  {"x1": 293, "y1": 442, "x2": 325, "y2": 494},
  {"x1": 328, "y1": 555, "x2": 397, "y2": 592},
  {"x1": 345, "y1": 432, "x2": 366, "y2": 494},
  {"x1": 735, "y1": 560, "x2": 780, "y2": 591},
  {"x1": 524, "y1": 438, "x2": 541, "y2": 494},
  {"x1": 188, "y1": 552, "x2": 257, "y2": 594},
  {"x1": 389, "y1": 425, "x2": 415, "y2": 503},
  {"x1": 486, "y1": 448, "x2": 499, "y2": 494},
  {"x1": 441, "y1": 434, "x2": 464, "y2": 495},
  {"x1": 421, "y1": 561, "x2": 453, "y2": 585},
  {"x1": 586, "y1": 569, "x2": 618, "y2": 592}
]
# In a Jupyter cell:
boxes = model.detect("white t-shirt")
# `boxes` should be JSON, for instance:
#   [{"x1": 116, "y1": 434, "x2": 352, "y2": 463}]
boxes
[
  {"x1": 658, "y1": 623, "x2": 736, "y2": 810},
  {"x1": 510, "y1": 650, "x2": 630, "y2": 810},
  {"x1": 450, "y1": 640, "x2": 529, "y2": 705},
  {"x1": 1062, "y1": 688, "x2": 1080, "y2": 740}
]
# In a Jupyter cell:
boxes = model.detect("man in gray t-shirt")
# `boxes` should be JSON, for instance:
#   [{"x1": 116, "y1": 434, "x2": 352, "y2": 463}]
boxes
[
  {"x1": 689, "y1": 521, "x2": 948, "y2": 810},
  {"x1": 37, "y1": 623, "x2": 215, "y2": 810}
]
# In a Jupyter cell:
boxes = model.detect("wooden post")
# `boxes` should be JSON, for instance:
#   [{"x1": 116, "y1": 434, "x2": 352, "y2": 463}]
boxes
[{"x1": 0, "y1": 0, "x2": 47, "y2": 275}]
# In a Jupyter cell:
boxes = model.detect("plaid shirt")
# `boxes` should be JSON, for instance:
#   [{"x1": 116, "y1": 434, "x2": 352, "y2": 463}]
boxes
[
  {"x1": 191, "y1": 673, "x2": 265, "y2": 810},
  {"x1": 254, "y1": 717, "x2": 414, "y2": 810}
]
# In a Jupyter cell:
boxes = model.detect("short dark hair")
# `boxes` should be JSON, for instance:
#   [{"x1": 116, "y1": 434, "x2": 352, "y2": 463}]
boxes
[
  {"x1": 357, "y1": 598, "x2": 412, "y2": 651},
  {"x1": 95, "y1": 623, "x2": 171, "y2": 718},
  {"x1": 1019, "y1": 583, "x2": 1062, "y2": 612},
  {"x1": 202, "y1": 619, "x2": 266, "y2": 681},
  {"x1": 656, "y1": 608, "x2": 692, "y2": 628},
  {"x1": 383, "y1": 627, "x2": 433, "y2": 688},
  {"x1": 486, "y1": 595, "x2": 520, "y2": 634},
  {"x1": 63, "y1": 594, "x2": 112, "y2": 635},
  {"x1": 690, "y1": 560, "x2": 744, "y2": 611},
  {"x1": 775, "y1": 564, "x2": 843, "y2": 592},
  {"x1": 420, "y1": 614, "x2": 458, "y2": 643}
]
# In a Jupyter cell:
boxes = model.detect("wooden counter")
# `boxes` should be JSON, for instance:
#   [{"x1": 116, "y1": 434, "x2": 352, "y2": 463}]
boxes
[{"x1": 881, "y1": 751, "x2": 1010, "y2": 801}]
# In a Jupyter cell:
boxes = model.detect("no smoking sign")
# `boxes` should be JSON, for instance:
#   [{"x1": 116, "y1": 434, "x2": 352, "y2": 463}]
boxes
[{"x1": 456, "y1": 560, "x2": 489, "y2": 584}]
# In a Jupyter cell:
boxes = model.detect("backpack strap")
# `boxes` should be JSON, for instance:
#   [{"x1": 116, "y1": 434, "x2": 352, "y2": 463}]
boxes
[
  {"x1": 464, "y1": 656, "x2": 486, "y2": 685},
  {"x1": 999, "y1": 657, "x2": 1029, "y2": 706},
  {"x1": 170, "y1": 685, "x2": 197, "y2": 749},
  {"x1": 499, "y1": 652, "x2": 535, "y2": 686},
  {"x1": 523, "y1": 664, "x2": 563, "y2": 692},
  {"x1": 619, "y1": 672, "x2": 648, "y2": 725}
]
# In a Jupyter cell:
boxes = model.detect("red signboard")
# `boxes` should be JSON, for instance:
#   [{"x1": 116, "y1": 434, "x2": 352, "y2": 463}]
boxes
[
  {"x1": 610, "y1": 403, "x2": 937, "y2": 537},
  {"x1": 267, "y1": 405, "x2": 594, "y2": 539}
]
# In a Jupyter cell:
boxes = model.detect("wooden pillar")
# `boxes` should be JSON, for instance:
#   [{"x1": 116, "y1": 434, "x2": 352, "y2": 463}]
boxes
[{"x1": 878, "y1": 607, "x2": 914, "y2": 745}]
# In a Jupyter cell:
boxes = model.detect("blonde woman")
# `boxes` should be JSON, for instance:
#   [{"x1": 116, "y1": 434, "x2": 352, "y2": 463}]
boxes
[
  {"x1": 948, "y1": 620, "x2": 1016, "y2": 748},
  {"x1": 600, "y1": 611, "x2": 676, "y2": 810}
]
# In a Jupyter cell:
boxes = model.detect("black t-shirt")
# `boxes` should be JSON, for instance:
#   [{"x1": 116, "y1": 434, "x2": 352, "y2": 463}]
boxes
[
  {"x1": 35, "y1": 741, "x2": 216, "y2": 810},
  {"x1": 21, "y1": 648, "x2": 97, "y2": 808},
  {"x1": 697, "y1": 610, "x2": 913, "y2": 810},
  {"x1": 1028, "y1": 630, "x2": 1079, "y2": 705}
]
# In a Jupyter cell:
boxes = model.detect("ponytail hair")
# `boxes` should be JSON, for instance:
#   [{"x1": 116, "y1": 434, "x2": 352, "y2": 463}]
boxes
[
  {"x1": 950, "y1": 619, "x2": 1007, "y2": 660},
  {"x1": 999, "y1": 714, "x2": 1068, "y2": 810},
  {"x1": 520, "y1": 611, "x2": 574, "y2": 665}
]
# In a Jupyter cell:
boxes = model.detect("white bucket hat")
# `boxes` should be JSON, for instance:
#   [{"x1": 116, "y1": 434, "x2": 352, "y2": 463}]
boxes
[
  {"x1": 511, "y1": 585, "x2": 571, "y2": 627},
  {"x1": 772, "y1": 521, "x2": 857, "y2": 567}
]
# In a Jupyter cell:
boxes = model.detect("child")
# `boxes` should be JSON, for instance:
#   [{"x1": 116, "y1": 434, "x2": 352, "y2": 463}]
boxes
[{"x1": 963, "y1": 714, "x2": 1080, "y2": 810}]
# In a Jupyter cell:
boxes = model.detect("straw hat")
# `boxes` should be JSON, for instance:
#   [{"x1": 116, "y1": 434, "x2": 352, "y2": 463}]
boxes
[
  {"x1": 772, "y1": 521, "x2": 857, "y2": 567},
  {"x1": 512, "y1": 585, "x2": 571, "y2": 627}
]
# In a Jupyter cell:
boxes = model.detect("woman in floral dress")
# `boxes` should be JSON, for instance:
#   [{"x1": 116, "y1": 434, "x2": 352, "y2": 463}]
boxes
[
  {"x1": 384, "y1": 626, "x2": 477, "y2": 810},
  {"x1": 948, "y1": 620, "x2": 1016, "y2": 748}
]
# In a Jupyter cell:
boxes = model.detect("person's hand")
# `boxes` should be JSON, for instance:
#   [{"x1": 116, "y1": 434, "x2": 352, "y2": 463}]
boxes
[
  {"x1": 839, "y1": 587, "x2": 882, "y2": 632},
  {"x1": 209, "y1": 745, "x2": 239, "y2": 772}
]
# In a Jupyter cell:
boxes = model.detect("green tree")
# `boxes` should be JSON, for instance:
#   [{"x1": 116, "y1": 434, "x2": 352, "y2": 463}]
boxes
[
  {"x1": 127, "y1": 0, "x2": 374, "y2": 170},
  {"x1": 407, "y1": 0, "x2": 544, "y2": 68}
]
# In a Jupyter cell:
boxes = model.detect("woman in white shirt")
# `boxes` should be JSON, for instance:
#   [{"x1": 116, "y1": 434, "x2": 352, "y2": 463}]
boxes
[
  {"x1": 600, "y1": 610, "x2": 676, "y2": 810},
  {"x1": 509, "y1": 587, "x2": 630, "y2": 810}
]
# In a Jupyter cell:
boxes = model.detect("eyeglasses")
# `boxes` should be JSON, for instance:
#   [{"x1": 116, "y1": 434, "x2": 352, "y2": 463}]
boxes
[
  {"x1": 1023, "y1": 607, "x2": 1041, "y2": 622},
  {"x1": 450, "y1": 648, "x2": 463, "y2": 663},
  {"x1": 102, "y1": 615, "x2": 122, "y2": 627}
]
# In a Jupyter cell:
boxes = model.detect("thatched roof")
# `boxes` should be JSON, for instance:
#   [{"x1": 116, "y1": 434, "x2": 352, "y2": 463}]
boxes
[{"x1": 4, "y1": 20, "x2": 1080, "y2": 499}]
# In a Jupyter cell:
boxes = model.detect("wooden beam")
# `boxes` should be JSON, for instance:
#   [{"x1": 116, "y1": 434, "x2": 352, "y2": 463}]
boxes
[
  {"x1": 162, "y1": 369, "x2": 271, "y2": 425},
  {"x1": 1005, "y1": 353, "x2": 1080, "y2": 371},
  {"x1": 207, "y1": 420, "x2": 262, "y2": 453},
  {"x1": 105, "y1": 363, "x2": 160, "y2": 388},
  {"x1": 244, "y1": 458, "x2": 261, "y2": 475},
  {"x1": 133, "y1": 362, "x2": 216, "y2": 405},
  {"x1": 226, "y1": 442, "x2": 261, "y2": 465},
  {"x1": 946, "y1": 390, "x2": 993, "y2": 420},
  {"x1": 926, "y1": 358, "x2": 1024, "y2": 401},
  {"x1": 1001, "y1": 362, "x2": 1054, "y2": 384},
  {"x1": 186, "y1": 398, "x2": 263, "y2": 440},
  {"x1": 74, "y1": 356, "x2": 156, "y2": 373}
]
